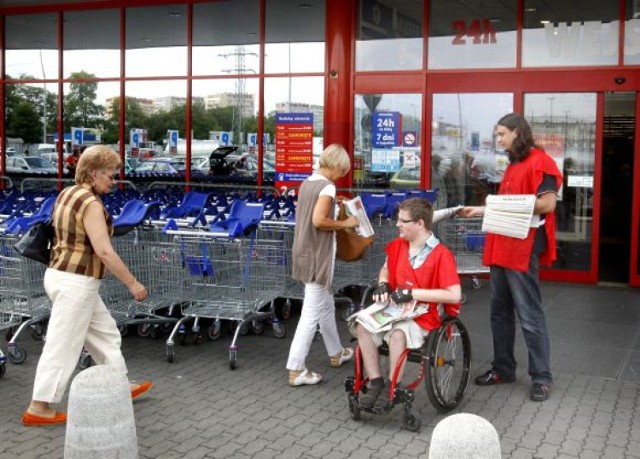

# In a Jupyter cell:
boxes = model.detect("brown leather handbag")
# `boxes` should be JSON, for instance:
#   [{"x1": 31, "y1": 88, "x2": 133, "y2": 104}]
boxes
[{"x1": 335, "y1": 201, "x2": 375, "y2": 262}]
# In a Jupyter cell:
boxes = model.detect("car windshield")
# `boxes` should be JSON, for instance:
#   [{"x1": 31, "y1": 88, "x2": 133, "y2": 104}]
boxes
[{"x1": 25, "y1": 157, "x2": 53, "y2": 168}]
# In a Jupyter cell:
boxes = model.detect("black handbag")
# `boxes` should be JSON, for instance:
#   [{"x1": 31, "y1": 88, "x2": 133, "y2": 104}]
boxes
[{"x1": 13, "y1": 220, "x2": 54, "y2": 264}]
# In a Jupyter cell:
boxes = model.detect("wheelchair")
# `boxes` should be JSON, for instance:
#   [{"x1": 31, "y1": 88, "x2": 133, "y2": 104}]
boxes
[{"x1": 344, "y1": 316, "x2": 471, "y2": 431}]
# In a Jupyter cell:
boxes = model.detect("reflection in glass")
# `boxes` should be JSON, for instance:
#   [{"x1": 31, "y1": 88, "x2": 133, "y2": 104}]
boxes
[
  {"x1": 428, "y1": 0, "x2": 516, "y2": 69},
  {"x1": 524, "y1": 93, "x2": 596, "y2": 272},
  {"x1": 124, "y1": 80, "x2": 186, "y2": 161},
  {"x1": 265, "y1": 0, "x2": 325, "y2": 73},
  {"x1": 4, "y1": 83, "x2": 59, "y2": 164},
  {"x1": 126, "y1": 5, "x2": 187, "y2": 77},
  {"x1": 625, "y1": 0, "x2": 640, "y2": 65},
  {"x1": 354, "y1": 94, "x2": 421, "y2": 190},
  {"x1": 356, "y1": 0, "x2": 422, "y2": 71},
  {"x1": 5, "y1": 14, "x2": 59, "y2": 81},
  {"x1": 193, "y1": 1, "x2": 259, "y2": 76},
  {"x1": 64, "y1": 9, "x2": 119, "y2": 78},
  {"x1": 432, "y1": 93, "x2": 513, "y2": 208},
  {"x1": 522, "y1": 0, "x2": 618, "y2": 67}
]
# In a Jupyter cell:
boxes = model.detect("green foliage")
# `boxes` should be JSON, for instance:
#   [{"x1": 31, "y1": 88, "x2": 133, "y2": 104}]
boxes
[{"x1": 4, "y1": 70, "x2": 280, "y2": 149}]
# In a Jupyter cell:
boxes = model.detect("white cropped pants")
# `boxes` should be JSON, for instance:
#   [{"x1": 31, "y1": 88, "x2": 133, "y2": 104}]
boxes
[
  {"x1": 32, "y1": 268, "x2": 128, "y2": 403},
  {"x1": 286, "y1": 282, "x2": 344, "y2": 371}
]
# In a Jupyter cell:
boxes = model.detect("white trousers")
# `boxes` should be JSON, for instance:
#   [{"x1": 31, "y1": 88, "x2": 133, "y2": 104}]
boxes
[
  {"x1": 32, "y1": 268, "x2": 128, "y2": 403},
  {"x1": 286, "y1": 282, "x2": 344, "y2": 371}
]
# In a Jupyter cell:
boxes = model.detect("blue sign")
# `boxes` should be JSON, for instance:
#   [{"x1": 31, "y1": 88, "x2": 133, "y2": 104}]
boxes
[
  {"x1": 170, "y1": 131, "x2": 178, "y2": 147},
  {"x1": 281, "y1": 172, "x2": 311, "y2": 182},
  {"x1": 248, "y1": 133, "x2": 257, "y2": 147},
  {"x1": 275, "y1": 113, "x2": 313, "y2": 124},
  {"x1": 72, "y1": 128, "x2": 83, "y2": 146},
  {"x1": 372, "y1": 112, "x2": 401, "y2": 148},
  {"x1": 132, "y1": 133, "x2": 140, "y2": 148},
  {"x1": 221, "y1": 132, "x2": 230, "y2": 145}
]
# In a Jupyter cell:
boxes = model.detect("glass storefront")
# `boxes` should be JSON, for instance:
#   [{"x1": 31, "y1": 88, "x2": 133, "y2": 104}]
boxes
[
  {"x1": 431, "y1": 93, "x2": 513, "y2": 208},
  {"x1": 524, "y1": 93, "x2": 597, "y2": 272}
]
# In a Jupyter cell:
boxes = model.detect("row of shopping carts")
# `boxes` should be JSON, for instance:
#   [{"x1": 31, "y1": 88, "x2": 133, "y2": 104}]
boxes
[{"x1": 0, "y1": 186, "x2": 489, "y2": 376}]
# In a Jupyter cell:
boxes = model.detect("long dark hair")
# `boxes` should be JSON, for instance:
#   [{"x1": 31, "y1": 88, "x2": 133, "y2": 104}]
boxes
[{"x1": 497, "y1": 113, "x2": 539, "y2": 161}]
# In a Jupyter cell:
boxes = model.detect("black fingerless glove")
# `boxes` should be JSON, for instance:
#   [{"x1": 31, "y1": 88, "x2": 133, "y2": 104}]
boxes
[
  {"x1": 391, "y1": 288, "x2": 413, "y2": 304},
  {"x1": 373, "y1": 282, "x2": 392, "y2": 297}
]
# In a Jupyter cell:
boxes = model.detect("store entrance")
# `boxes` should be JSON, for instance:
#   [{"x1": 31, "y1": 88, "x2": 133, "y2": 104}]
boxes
[{"x1": 599, "y1": 92, "x2": 636, "y2": 284}]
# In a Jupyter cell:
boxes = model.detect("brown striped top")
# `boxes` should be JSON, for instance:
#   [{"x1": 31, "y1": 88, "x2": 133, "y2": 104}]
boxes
[{"x1": 49, "y1": 184, "x2": 113, "y2": 279}]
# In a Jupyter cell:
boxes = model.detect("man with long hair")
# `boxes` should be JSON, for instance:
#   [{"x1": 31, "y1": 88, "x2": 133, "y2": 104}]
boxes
[{"x1": 460, "y1": 113, "x2": 562, "y2": 402}]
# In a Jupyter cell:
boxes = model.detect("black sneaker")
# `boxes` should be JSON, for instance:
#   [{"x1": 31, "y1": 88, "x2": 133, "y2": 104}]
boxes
[
  {"x1": 358, "y1": 384, "x2": 383, "y2": 409},
  {"x1": 530, "y1": 382, "x2": 552, "y2": 401},
  {"x1": 474, "y1": 369, "x2": 516, "y2": 386}
]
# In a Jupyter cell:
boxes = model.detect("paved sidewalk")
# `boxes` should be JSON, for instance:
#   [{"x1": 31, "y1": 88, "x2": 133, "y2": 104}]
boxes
[{"x1": 1, "y1": 282, "x2": 640, "y2": 458}]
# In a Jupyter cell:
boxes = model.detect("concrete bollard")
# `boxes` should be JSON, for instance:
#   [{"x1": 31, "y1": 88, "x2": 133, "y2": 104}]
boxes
[
  {"x1": 65, "y1": 365, "x2": 138, "y2": 459},
  {"x1": 429, "y1": 413, "x2": 501, "y2": 459}
]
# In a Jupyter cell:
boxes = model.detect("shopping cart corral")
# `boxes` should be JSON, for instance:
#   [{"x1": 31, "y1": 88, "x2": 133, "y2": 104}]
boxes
[
  {"x1": 102, "y1": 226, "x2": 183, "y2": 338},
  {"x1": 163, "y1": 228, "x2": 288, "y2": 369}
]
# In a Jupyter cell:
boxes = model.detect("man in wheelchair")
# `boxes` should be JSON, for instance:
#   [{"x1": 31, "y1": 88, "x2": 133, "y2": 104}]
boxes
[{"x1": 351, "y1": 198, "x2": 462, "y2": 411}]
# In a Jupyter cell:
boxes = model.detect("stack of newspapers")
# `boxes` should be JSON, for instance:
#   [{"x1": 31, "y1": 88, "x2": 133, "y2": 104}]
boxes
[{"x1": 481, "y1": 194, "x2": 537, "y2": 239}]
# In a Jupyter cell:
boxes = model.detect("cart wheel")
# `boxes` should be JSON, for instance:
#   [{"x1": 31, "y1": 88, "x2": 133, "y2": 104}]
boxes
[
  {"x1": 161, "y1": 322, "x2": 174, "y2": 333},
  {"x1": 403, "y1": 412, "x2": 421, "y2": 432},
  {"x1": 238, "y1": 322, "x2": 249, "y2": 336},
  {"x1": 137, "y1": 324, "x2": 152, "y2": 338},
  {"x1": 8, "y1": 347, "x2": 27, "y2": 364},
  {"x1": 251, "y1": 320, "x2": 264, "y2": 335},
  {"x1": 30, "y1": 324, "x2": 45, "y2": 341},
  {"x1": 207, "y1": 324, "x2": 221, "y2": 341},
  {"x1": 471, "y1": 277, "x2": 482, "y2": 289},
  {"x1": 460, "y1": 293, "x2": 467, "y2": 305},
  {"x1": 279, "y1": 300, "x2": 292, "y2": 320},
  {"x1": 272, "y1": 322, "x2": 286, "y2": 339},
  {"x1": 229, "y1": 349, "x2": 237, "y2": 370},
  {"x1": 118, "y1": 324, "x2": 129, "y2": 337},
  {"x1": 425, "y1": 317, "x2": 472, "y2": 412},
  {"x1": 149, "y1": 326, "x2": 160, "y2": 340},
  {"x1": 79, "y1": 354, "x2": 94, "y2": 370},
  {"x1": 348, "y1": 394, "x2": 361, "y2": 421},
  {"x1": 166, "y1": 344, "x2": 175, "y2": 363},
  {"x1": 0, "y1": 363, "x2": 5, "y2": 378},
  {"x1": 176, "y1": 332, "x2": 186, "y2": 346}
]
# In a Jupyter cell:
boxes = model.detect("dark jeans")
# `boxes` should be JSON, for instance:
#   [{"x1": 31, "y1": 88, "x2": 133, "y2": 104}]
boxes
[{"x1": 489, "y1": 255, "x2": 553, "y2": 384}]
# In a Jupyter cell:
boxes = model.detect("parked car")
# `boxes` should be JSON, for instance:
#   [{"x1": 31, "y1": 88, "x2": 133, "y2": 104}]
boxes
[
  {"x1": 209, "y1": 146, "x2": 239, "y2": 175},
  {"x1": 6, "y1": 155, "x2": 57, "y2": 174},
  {"x1": 389, "y1": 167, "x2": 420, "y2": 189},
  {"x1": 133, "y1": 158, "x2": 179, "y2": 175}
]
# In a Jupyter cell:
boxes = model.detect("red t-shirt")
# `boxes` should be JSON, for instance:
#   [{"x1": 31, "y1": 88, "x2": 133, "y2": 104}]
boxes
[
  {"x1": 386, "y1": 238, "x2": 460, "y2": 331},
  {"x1": 66, "y1": 154, "x2": 79, "y2": 169}
]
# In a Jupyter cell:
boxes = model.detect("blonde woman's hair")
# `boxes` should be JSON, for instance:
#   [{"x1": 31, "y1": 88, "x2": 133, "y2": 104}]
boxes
[
  {"x1": 75, "y1": 145, "x2": 122, "y2": 185},
  {"x1": 318, "y1": 144, "x2": 350, "y2": 174}
]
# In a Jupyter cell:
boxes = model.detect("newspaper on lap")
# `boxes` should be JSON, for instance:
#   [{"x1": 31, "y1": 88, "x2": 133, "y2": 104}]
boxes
[{"x1": 349, "y1": 300, "x2": 428, "y2": 334}]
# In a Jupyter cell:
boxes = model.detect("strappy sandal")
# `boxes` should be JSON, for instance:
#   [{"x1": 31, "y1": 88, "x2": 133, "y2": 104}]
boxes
[
  {"x1": 288, "y1": 369, "x2": 323, "y2": 387},
  {"x1": 330, "y1": 347, "x2": 354, "y2": 368}
]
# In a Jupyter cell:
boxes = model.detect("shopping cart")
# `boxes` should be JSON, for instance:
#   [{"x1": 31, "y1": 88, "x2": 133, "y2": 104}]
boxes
[
  {"x1": 0, "y1": 233, "x2": 50, "y2": 367},
  {"x1": 101, "y1": 226, "x2": 183, "y2": 338},
  {"x1": 164, "y1": 229, "x2": 288, "y2": 368},
  {"x1": 437, "y1": 217, "x2": 488, "y2": 300}
]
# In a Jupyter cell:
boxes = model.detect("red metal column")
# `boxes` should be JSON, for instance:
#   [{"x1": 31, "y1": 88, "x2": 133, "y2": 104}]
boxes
[{"x1": 324, "y1": 0, "x2": 355, "y2": 189}]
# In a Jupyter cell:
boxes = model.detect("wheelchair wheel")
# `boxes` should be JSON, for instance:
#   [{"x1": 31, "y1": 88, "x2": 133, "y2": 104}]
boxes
[{"x1": 425, "y1": 317, "x2": 471, "y2": 412}]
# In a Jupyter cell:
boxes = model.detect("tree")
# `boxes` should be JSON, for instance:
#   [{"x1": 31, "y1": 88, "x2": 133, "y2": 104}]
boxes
[
  {"x1": 64, "y1": 71, "x2": 103, "y2": 131},
  {"x1": 6, "y1": 102, "x2": 43, "y2": 144}
]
